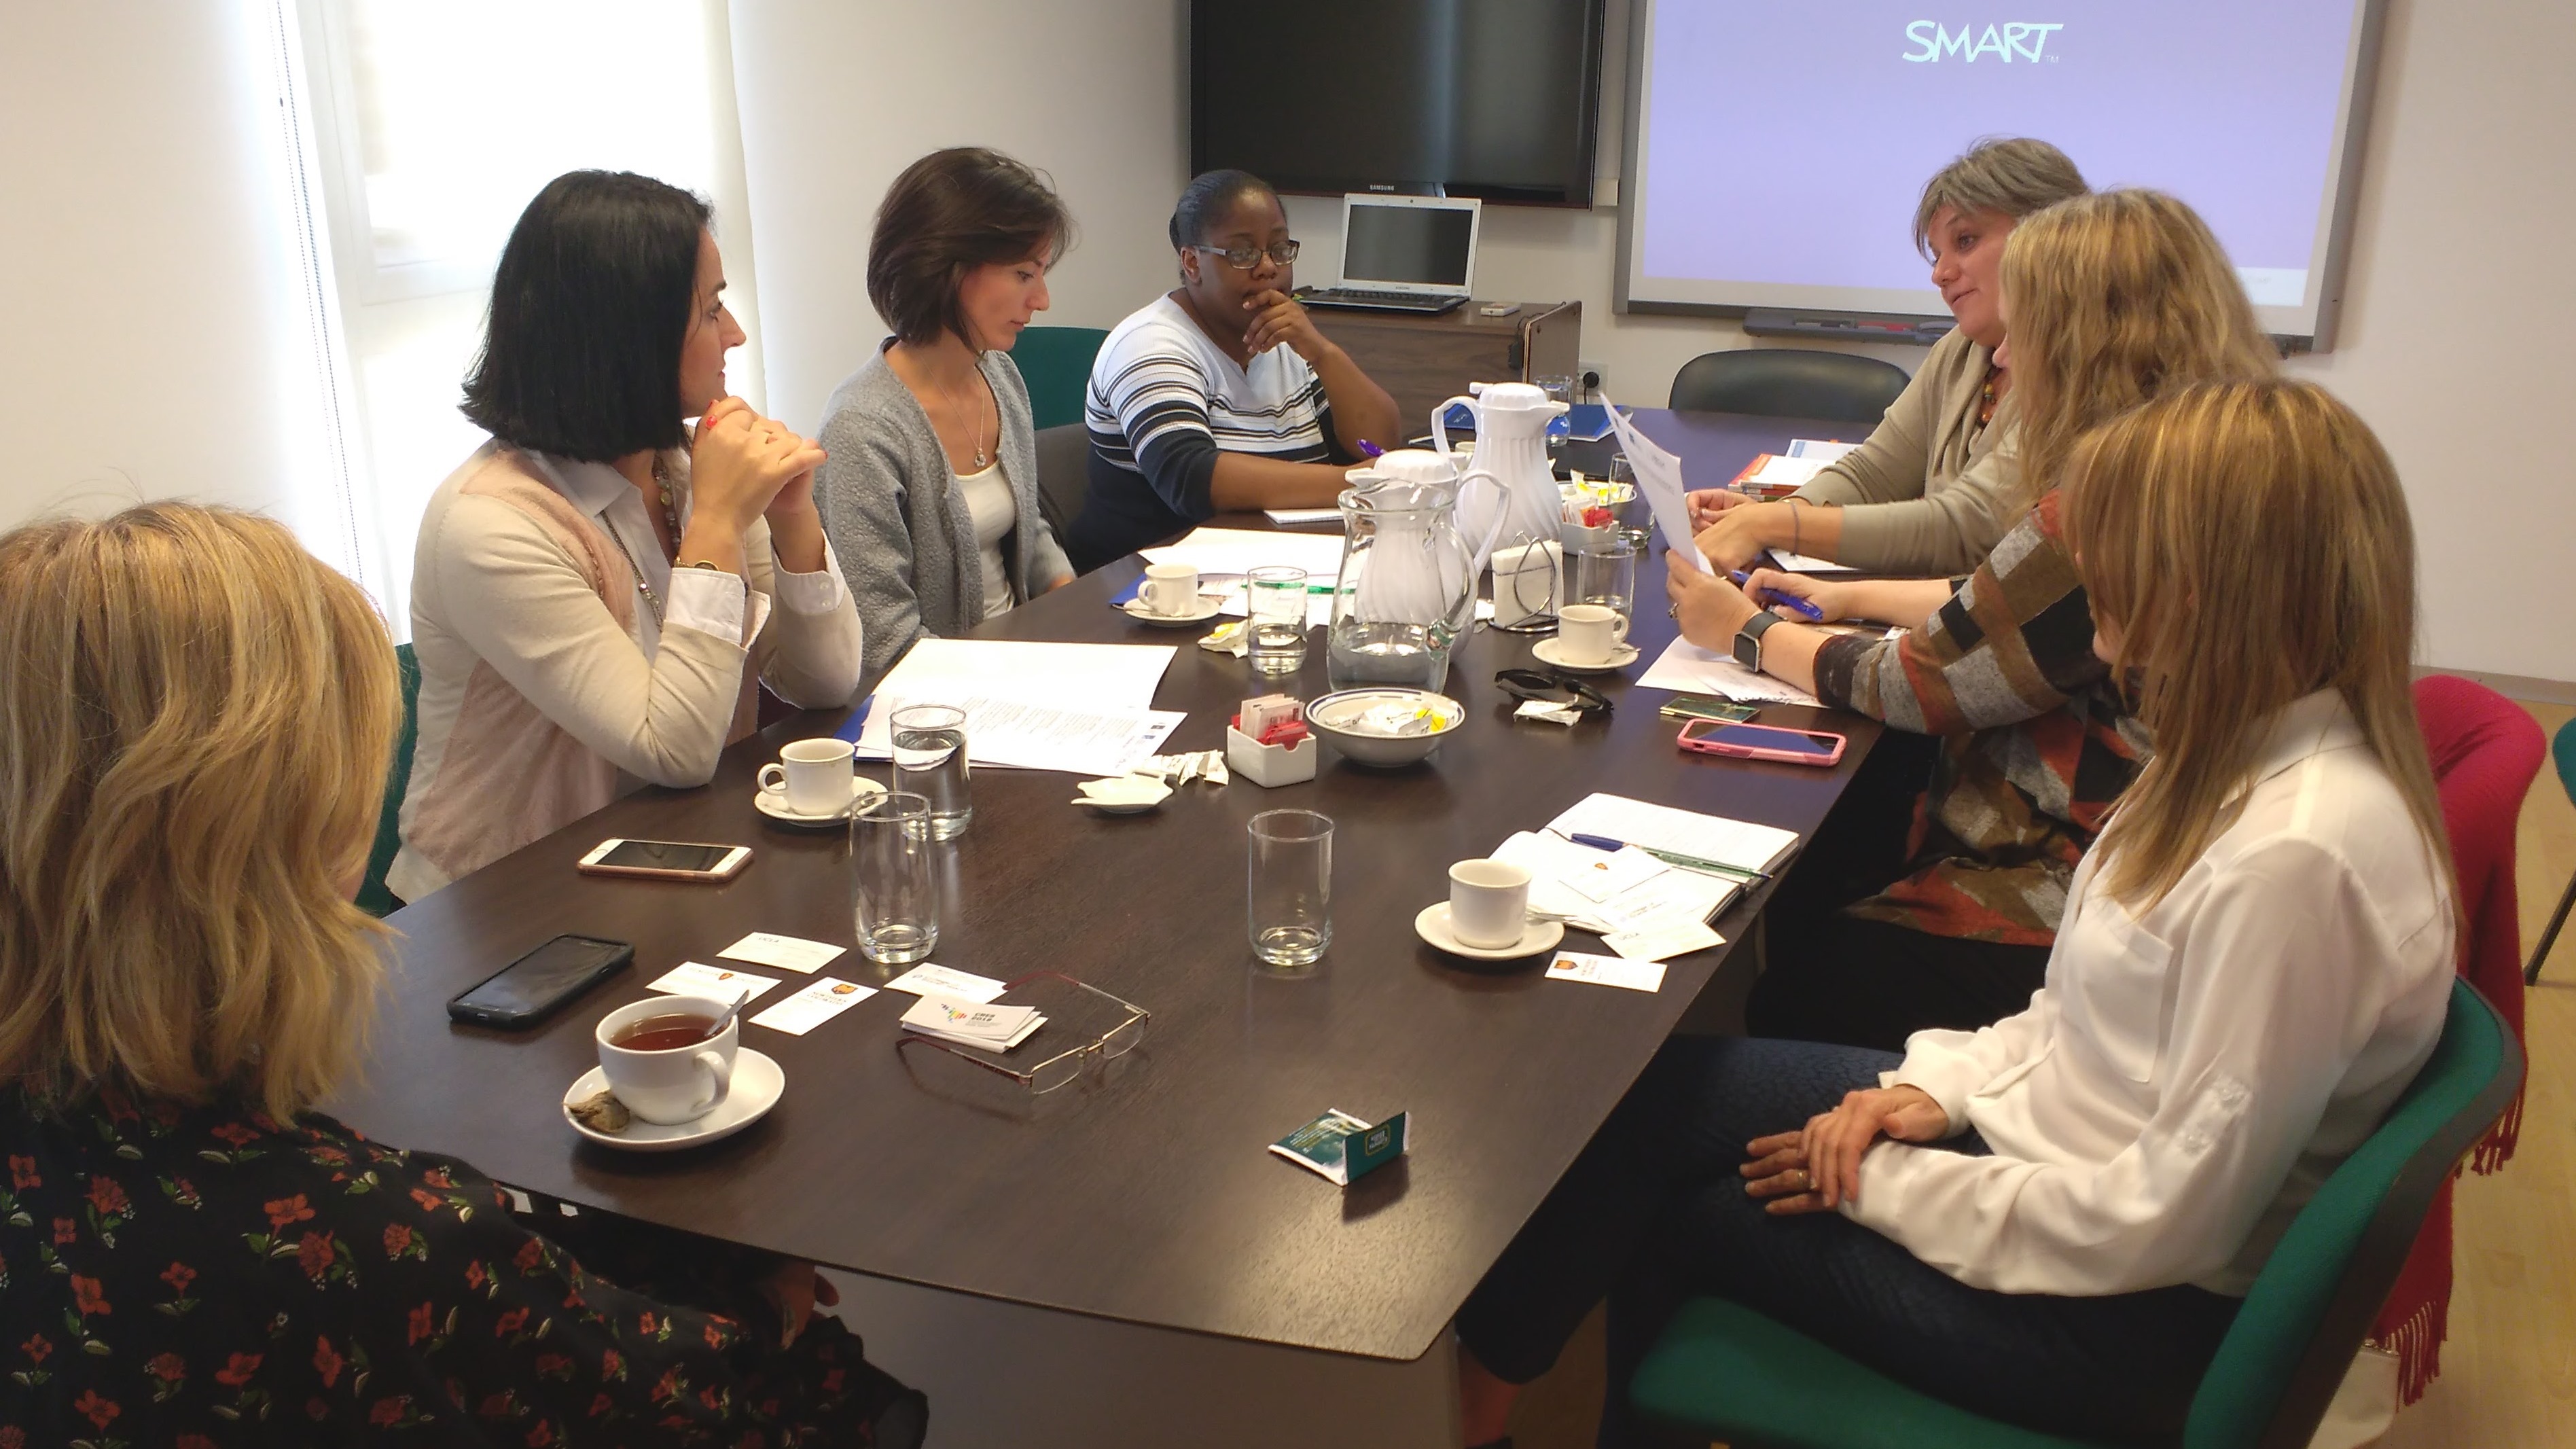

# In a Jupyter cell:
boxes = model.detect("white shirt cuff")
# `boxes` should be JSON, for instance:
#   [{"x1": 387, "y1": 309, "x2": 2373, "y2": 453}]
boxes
[
  {"x1": 665, "y1": 565, "x2": 753, "y2": 647},
  {"x1": 772, "y1": 537, "x2": 851, "y2": 617}
]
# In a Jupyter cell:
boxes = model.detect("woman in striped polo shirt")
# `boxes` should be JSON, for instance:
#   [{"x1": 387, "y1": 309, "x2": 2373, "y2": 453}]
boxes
[{"x1": 1065, "y1": 169, "x2": 1403, "y2": 573}]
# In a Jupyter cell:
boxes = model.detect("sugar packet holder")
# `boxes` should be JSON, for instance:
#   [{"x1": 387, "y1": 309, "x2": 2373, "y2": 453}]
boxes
[
  {"x1": 1226, "y1": 693, "x2": 1317, "y2": 787},
  {"x1": 1269, "y1": 1108, "x2": 1410, "y2": 1187}
]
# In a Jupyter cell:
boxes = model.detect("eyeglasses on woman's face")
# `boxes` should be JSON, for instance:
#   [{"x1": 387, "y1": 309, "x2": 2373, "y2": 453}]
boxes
[{"x1": 1193, "y1": 239, "x2": 1301, "y2": 270}]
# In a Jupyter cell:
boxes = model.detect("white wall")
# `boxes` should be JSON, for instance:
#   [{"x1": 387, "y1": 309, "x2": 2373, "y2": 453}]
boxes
[
  {"x1": 727, "y1": 0, "x2": 1189, "y2": 435},
  {"x1": 0, "y1": 4, "x2": 348, "y2": 565},
  {"x1": 2281, "y1": 0, "x2": 2576, "y2": 685}
]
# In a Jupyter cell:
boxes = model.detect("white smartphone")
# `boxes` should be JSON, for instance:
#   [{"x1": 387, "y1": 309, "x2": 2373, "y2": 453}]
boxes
[{"x1": 576, "y1": 838, "x2": 753, "y2": 882}]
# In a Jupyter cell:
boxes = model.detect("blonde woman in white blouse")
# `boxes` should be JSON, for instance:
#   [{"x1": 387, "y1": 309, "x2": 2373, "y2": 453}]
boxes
[
  {"x1": 393, "y1": 173, "x2": 863, "y2": 902},
  {"x1": 1452, "y1": 378, "x2": 2458, "y2": 1448}
]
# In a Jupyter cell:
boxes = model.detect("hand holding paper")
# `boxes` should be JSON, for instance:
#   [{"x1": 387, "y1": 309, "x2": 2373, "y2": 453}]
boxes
[{"x1": 1599, "y1": 392, "x2": 1708, "y2": 574}]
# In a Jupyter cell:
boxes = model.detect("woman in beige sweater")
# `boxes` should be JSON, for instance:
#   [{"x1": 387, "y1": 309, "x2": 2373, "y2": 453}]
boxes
[
  {"x1": 392, "y1": 172, "x2": 863, "y2": 902},
  {"x1": 1687, "y1": 138, "x2": 2087, "y2": 575}
]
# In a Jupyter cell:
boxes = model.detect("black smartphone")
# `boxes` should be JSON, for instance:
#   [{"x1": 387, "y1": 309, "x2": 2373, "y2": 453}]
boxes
[{"x1": 446, "y1": 934, "x2": 634, "y2": 1029}]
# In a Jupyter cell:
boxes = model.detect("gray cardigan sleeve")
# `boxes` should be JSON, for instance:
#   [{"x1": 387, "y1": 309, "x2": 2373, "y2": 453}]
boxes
[
  {"x1": 813, "y1": 364, "x2": 936, "y2": 684},
  {"x1": 1790, "y1": 329, "x2": 2019, "y2": 575}
]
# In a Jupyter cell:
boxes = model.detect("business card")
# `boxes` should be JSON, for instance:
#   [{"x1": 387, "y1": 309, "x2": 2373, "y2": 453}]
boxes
[
  {"x1": 717, "y1": 931, "x2": 846, "y2": 974},
  {"x1": 879, "y1": 963, "x2": 1008, "y2": 1004},
  {"x1": 644, "y1": 961, "x2": 783, "y2": 1003},
  {"x1": 1545, "y1": 951, "x2": 1668, "y2": 994},
  {"x1": 1601, "y1": 916, "x2": 1724, "y2": 963},
  {"x1": 747, "y1": 976, "x2": 876, "y2": 1035}
]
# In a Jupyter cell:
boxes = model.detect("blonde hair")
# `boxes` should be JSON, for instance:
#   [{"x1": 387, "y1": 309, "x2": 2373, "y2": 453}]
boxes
[
  {"x1": 2003, "y1": 190, "x2": 2279, "y2": 505},
  {"x1": 0, "y1": 504, "x2": 398, "y2": 1121},
  {"x1": 1911, "y1": 136, "x2": 2090, "y2": 255},
  {"x1": 2062, "y1": 379, "x2": 2454, "y2": 912}
]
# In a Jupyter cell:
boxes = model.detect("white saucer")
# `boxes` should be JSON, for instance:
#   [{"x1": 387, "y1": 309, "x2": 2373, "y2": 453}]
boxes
[
  {"x1": 1122, "y1": 597, "x2": 1223, "y2": 627},
  {"x1": 753, "y1": 774, "x2": 886, "y2": 827},
  {"x1": 562, "y1": 1050, "x2": 785, "y2": 1152},
  {"x1": 1414, "y1": 903, "x2": 1566, "y2": 961},
  {"x1": 1532, "y1": 637, "x2": 1640, "y2": 675}
]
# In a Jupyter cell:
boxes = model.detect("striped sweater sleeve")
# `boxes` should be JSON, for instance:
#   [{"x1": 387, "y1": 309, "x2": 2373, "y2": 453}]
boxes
[
  {"x1": 1094, "y1": 341, "x2": 1223, "y2": 519},
  {"x1": 1811, "y1": 493, "x2": 2109, "y2": 733}
]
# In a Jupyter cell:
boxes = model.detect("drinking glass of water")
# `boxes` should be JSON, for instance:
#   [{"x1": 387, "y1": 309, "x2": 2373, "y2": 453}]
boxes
[
  {"x1": 1245, "y1": 565, "x2": 1310, "y2": 675},
  {"x1": 1247, "y1": 809, "x2": 1333, "y2": 967},
  {"x1": 890, "y1": 704, "x2": 971, "y2": 840},
  {"x1": 852, "y1": 791, "x2": 939, "y2": 965}
]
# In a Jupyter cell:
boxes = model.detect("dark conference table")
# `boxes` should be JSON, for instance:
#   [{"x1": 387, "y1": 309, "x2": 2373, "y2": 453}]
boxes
[{"x1": 335, "y1": 408, "x2": 1882, "y2": 1365}]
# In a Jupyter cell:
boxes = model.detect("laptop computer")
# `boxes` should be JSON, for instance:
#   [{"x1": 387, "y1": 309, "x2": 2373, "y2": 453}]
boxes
[{"x1": 1296, "y1": 194, "x2": 1482, "y2": 317}]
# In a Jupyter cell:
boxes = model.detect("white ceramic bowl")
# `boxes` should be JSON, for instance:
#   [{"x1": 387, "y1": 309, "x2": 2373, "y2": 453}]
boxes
[{"x1": 1305, "y1": 687, "x2": 1467, "y2": 768}]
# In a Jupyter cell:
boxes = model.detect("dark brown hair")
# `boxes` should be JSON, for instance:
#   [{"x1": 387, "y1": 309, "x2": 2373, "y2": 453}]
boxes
[{"x1": 867, "y1": 147, "x2": 1075, "y2": 349}]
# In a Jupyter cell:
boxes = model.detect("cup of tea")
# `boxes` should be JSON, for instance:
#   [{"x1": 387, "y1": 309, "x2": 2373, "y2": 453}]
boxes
[
  {"x1": 1143, "y1": 562, "x2": 1200, "y2": 615},
  {"x1": 1448, "y1": 858, "x2": 1533, "y2": 950},
  {"x1": 1556, "y1": 603, "x2": 1630, "y2": 666},
  {"x1": 759, "y1": 737, "x2": 857, "y2": 817},
  {"x1": 594, "y1": 995, "x2": 738, "y2": 1125}
]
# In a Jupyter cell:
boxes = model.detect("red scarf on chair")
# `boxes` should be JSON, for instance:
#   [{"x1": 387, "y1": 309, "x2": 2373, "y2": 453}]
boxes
[{"x1": 2380, "y1": 678, "x2": 2539, "y2": 1400}]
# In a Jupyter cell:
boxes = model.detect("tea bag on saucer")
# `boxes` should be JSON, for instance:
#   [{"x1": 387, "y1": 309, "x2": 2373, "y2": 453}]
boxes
[{"x1": 569, "y1": 1090, "x2": 632, "y2": 1134}]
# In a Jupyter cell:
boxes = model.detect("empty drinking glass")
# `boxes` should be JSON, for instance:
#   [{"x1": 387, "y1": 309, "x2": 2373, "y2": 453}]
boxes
[
  {"x1": 1247, "y1": 809, "x2": 1333, "y2": 967},
  {"x1": 890, "y1": 703, "x2": 971, "y2": 840},
  {"x1": 852, "y1": 791, "x2": 940, "y2": 965},
  {"x1": 1245, "y1": 565, "x2": 1310, "y2": 675},
  {"x1": 1569, "y1": 537, "x2": 1638, "y2": 620}
]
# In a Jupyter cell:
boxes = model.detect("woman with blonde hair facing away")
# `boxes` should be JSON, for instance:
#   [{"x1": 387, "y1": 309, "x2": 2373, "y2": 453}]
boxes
[
  {"x1": 816, "y1": 147, "x2": 1078, "y2": 684},
  {"x1": 0, "y1": 505, "x2": 923, "y2": 1444},
  {"x1": 1668, "y1": 189, "x2": 2280, "y2": 1050},
  {"x1": 1685, "y1": 136, "x2": 2089, "y2": 574},
  {"x1": 394, "y1": 170, "x2": 863, "y2": 904},
  {"x1": 1459, "y1": 378, "x2": 2456, "y2": 1447}
]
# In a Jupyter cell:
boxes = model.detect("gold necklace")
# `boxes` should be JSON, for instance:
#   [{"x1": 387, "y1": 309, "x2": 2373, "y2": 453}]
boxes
[{"x1": 939, "y1": 361, "x2": 992, "y2": 471}]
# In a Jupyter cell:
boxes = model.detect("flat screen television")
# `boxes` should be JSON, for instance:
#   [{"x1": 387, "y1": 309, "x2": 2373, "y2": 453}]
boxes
[{"x1": 1190, "y1": 0, "x2": 1606, "y2": 208}]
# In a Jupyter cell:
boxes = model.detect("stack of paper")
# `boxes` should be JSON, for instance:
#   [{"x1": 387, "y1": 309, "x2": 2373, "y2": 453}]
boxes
[
  {"x1": 848, "y1": 639, "x2": 1184, "y2": 776},
  {"x1": 1262, "y1": 508, "x2": 1343, "y2": 526},
  {"x1": 1598, "y1": 391, "x2": 1705, "y2": 572},
  {"x1": 1766, "y1": 549, "x2": 1858, "y2": 575},
  {"x1": 1490, "y1": 831, "x2": 1741, "y2": 938},
  {"x1": 899, "y1": 995, "x2": 1043, "y2": 1050},
  {"x1": 1785, "y1": 438, "x2": 1863, "y2": 464},
  {"x1": 1634, "y1": 638, "x2": 1821, "y2": 706},
  {"x1": 1734, "y1": 454, "x2": 1832, "y2": 493},
  {"x1": 1546, "y1": 793, "x2": 1802, "y2": 876},
  {"x1": 1138, "y1": 527, "x2": 1347, "y2": 580}
]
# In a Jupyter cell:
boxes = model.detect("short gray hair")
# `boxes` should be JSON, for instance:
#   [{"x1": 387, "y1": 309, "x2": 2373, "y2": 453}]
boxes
[{"x1": 1912, "y1": 138, "x2": 2089, "y2": 256}]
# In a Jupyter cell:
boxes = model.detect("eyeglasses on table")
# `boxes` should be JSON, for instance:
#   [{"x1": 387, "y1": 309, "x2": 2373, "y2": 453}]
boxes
[
  {"x1": 1493, "y1": 667, "x2": 1615, "y2": 716},
  {"x1": 895, "y1": 970, "x2": 1150, "y2": 1095}
]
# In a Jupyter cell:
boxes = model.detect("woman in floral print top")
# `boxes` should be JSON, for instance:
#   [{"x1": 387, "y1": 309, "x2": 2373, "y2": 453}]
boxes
[{"x1": 0, "y1": 505, "x2": 923, "y2": 1446}]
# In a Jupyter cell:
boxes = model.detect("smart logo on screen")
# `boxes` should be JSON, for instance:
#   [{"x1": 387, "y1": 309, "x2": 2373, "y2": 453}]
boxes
[{"x1": 1903, "y1": 21, "x2": 2064, "y2": 62}]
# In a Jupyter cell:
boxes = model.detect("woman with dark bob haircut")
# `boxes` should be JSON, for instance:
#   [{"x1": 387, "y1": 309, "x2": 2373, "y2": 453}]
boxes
[
  {"x1": 1064, "y1": 168, "x2": 1401, "y2": 573},
  {"x1": 392, "y1": 171, "x2": 863, "y2": 903},
  {"x1": 815, "y1": 147, "x2": 1079, "y2": 681}
]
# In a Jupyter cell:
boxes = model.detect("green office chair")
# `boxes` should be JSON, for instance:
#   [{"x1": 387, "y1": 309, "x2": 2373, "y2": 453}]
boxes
[
  {"x1": 2524, "y1": 716, "x2": 2576, "y2": 984},
  {"x1": 1011, "y1": 325, "x2": 1110, "y2": 431},
  {"x1": 355, "y1": 642, "x2": 423, "y2": 918},
  {"x1": 1630, "y1": 978, "x2": 2523, "y2": 1449}
]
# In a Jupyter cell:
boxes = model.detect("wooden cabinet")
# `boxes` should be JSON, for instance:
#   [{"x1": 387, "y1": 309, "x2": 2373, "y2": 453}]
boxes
[{"x1": 1307, "y1": 300, "x2": 1581, "y2": 440}]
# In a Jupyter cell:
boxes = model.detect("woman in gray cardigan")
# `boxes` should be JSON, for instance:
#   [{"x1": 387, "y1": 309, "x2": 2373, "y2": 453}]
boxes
[{"x1": 815, "y1": 148, "x2": 1075, "y2": 683}]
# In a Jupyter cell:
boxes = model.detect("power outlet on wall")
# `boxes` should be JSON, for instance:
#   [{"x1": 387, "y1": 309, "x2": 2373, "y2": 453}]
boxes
[{"x1": 1578, "y1": 359, "x2": 1607, "y2": 400}]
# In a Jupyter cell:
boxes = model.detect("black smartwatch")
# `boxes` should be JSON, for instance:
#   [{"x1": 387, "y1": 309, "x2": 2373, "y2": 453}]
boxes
[{"x1": 1732, "y1": 609, "x2": 1783, "y2": 672}]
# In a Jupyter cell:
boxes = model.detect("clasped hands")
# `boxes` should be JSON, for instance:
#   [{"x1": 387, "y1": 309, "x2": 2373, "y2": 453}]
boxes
[
  {"x1": 687, "y1": 396, "x2": 829, "y2": 537},
  {"x1": 1739, "y1": 1084, "x2": 1947, "y2": 1215}
]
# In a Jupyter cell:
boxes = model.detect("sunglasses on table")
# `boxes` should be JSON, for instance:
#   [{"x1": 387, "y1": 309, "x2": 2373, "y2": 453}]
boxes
[{"x1": 1494, "y1": 668, "x2": 1614, "y2": 715}]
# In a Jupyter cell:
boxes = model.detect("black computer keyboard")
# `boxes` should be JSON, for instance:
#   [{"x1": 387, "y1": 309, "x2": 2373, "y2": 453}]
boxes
[{"x1": 1294, "y1": 288, "x2": 1469, "y2": 316}]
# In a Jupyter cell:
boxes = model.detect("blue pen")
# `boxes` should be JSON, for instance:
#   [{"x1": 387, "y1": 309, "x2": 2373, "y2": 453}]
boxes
[
  {"x1": 1728, "y1": 569, "x2": 1825, "y2": 622},
  {"x1": 1560, "y1": 830, "x2": 1772, "y2": 883}
]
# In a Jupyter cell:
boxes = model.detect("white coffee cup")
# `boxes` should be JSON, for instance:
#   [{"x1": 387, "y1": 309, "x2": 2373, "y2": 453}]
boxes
[
  {"x1": 1556, "y1": 603, "x2": 1631, "y2": 665},
  {"x1": 759, "y1": 737, "x2": 856, "y2": 816},
  {"x1": 595, "y1": 995, "x2": 738, "y2": 1126},
  {"x1": 1448, "y1": 858, "x2": 1533, "y2": 950},
  {"x1": 1143, "y1": 562, "x2": 1200, "y2": 615}
]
